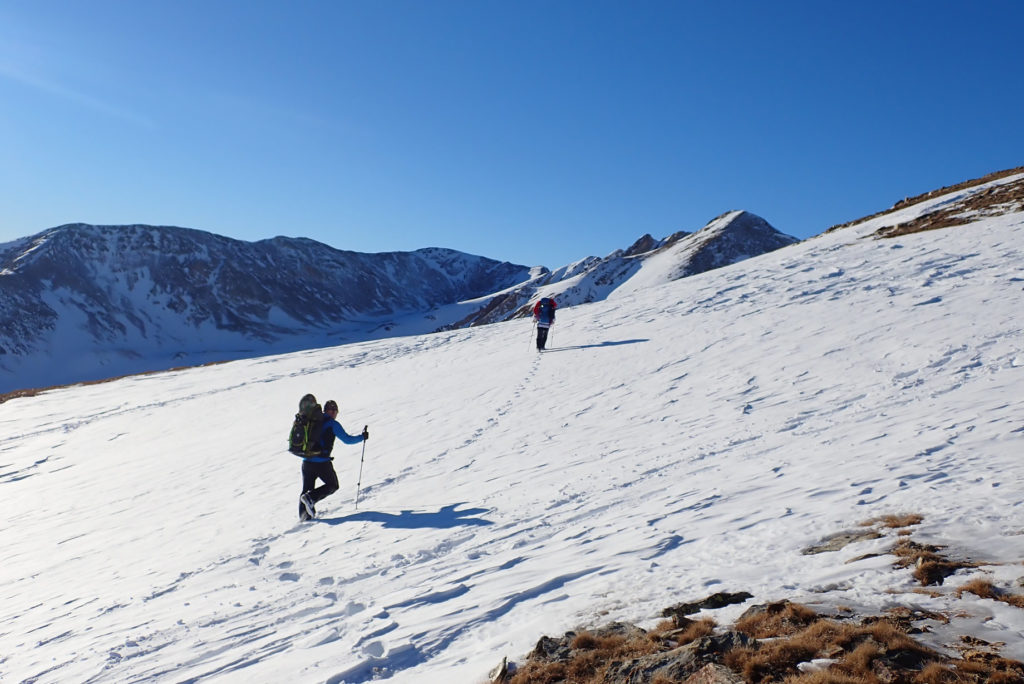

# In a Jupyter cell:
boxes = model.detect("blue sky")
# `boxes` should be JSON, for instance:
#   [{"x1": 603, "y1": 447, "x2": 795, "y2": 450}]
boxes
[{"x1": 1, "y1": 1, "x2": 1021, "y2": 268}]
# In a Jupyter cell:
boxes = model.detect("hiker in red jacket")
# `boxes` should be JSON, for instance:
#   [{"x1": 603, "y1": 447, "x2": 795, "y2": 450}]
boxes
[{"x1": 532, "y1": 297, "x2": 557, "y2": 351}]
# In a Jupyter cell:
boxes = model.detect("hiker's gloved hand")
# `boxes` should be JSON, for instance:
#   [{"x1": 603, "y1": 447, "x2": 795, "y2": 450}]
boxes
[{"x1": 362, "y1": 427, "x2": 369, "y2": 441}]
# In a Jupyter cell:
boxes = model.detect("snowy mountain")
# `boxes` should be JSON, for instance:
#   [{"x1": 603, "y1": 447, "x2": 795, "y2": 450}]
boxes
[
  {"x1": 0, "y1": 225, "x2": 531, "y2": 392},
  {"x1": 0, "y1": 212, "x2": 796, "y2": 394},
  {"x1": 2, "y1": 169, "x2": 1023, "y2": 683},
  {"x1": 445, "y1": 210, "x2": 798, "y2": 327}
]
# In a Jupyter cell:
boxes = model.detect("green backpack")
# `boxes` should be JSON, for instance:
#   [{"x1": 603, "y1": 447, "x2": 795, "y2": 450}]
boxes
[{"x1": 288, "y1": 393, "x2": 324, "y2": 457}]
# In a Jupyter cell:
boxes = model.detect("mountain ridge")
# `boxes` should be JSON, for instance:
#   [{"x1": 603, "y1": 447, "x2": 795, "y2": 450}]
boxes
[
  {"x1": 0, "y1": 212, "x2": 796, "y2": 393},
  {"x1": 0, "y1": 225, "x2": 531, "y2": 391},
  {"x1": 5, "y1": 165, "x2": 1020, "y2": 394}
]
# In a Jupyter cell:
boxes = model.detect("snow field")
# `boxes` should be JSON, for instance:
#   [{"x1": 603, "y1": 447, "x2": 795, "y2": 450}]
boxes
[{"x1": 1, "y1": 207, "x2": 1024, "y2": 682}]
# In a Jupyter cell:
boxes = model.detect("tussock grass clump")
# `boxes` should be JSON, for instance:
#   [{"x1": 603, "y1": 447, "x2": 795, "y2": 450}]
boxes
[
  {"x1": 678, "y1": 616, "x2": 717, "y2": 643},
  {"x1": 727, "y1": 607, "x2": 935, "y2": 682},
  {"x1": 956, "y1": 579, "x2": 1024, "y2": 609},
  {"x1": 569, "y1": 631, "x2": 626, "y2": 652},
  {"x1": 507, "y1": 660, "x2": 565, "y2": 684},
  {"x1": 780, "y1": 672, "x2": 869, "y2": 684},
  {"x1": 861, "y1": 513, "x2": 925, "y2": 530},
  {"x1": 890, "y1": 538, "x2": 976, "y2": 586},
  {"x1": 735, "y1": 601, "x2": 819, "y2": 638},
  {"x1": 725, "y1": 640, "x2": 818, "y2": 682},
  {"x1": 722, "y1": 604, "x2": 1024, "y2": 684}
]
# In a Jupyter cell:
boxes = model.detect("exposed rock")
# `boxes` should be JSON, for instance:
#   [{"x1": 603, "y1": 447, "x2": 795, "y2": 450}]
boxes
[
  {"x1": 529, "y1": 633, "x2": 576, "y2": 663},
  {"x1": 601, "y1": 644, "x2": 700, "y2": 683},
  {"x1": 662, "y1": 592, "x2": 754, "y2": 623},
  {"x1": 802, "y1": 529, "x2": 883, "y2": 554},
  {"x1": 623, "y1": 233, "x2": 662, "y2": 257},
  {"x1": 600, "y1": 631, "x2": 752, "y2": 684},
  {"x1": 529, "y1": 622, "x2": 648, "y2": 664},
  {"x1": 488, "y1": 655, "x2": 513, "y2": 683}
]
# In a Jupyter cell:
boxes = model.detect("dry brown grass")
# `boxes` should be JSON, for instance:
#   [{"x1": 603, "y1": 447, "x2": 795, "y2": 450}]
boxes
[
  {"x1": 956, "y1": 579, "x2": 1001, "y2": 601},
  {"x1": 570, "y1": 632, "x2": 625, "y2": 652},
  {"x1": 732, "y1": 640, "x2": 818, "y2": 681},
  {"x1": 841, "y1": 640, "x2": 882, "y2": 675},
  {"x1": 677, "y1": 617, "x2": 717, "y2": 644},
  {"x1": 890, "y1": 538, "x2": 976, "y2": 586},
  {"x1": 782, "y1": 672, "x2": 871, "y2": 684},
  {"x1": 735, "y1": 601, "x2": 819, "y2": 638},
  {"x1": 956, "y1": 579, "x2": 1024, "y2": 609},
  {"x1": 913, "y1": 662, "x2": 960, "y2": 683},
  {"x1": 727, "y1": 610, "x2": 930, "y2": 682},
  {"x1": 861, "y1": 514, "x2": 925, "y2": 530},
  {"x1": 648, "y1": 619, "x2": 677, "y2": 637},
  {"x1": 799, "y1": 618, "x2": 858, "y2": 650},
  {"x1": 862, "y1": 618, "x2": 928, "y2": 652},
  {"x1": 511, "y1": 603, "x2": 1024, "y2": 684},
  {"x1": 721, "y1": 605, "x2": 1024, "y2": 684},
  {"x1": 507, "y1": 660, "x2": 566, "y2": 684}
]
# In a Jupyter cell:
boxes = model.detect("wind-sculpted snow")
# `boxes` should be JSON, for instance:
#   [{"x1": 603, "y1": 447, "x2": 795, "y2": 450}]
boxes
[{"x1": 1, "y1": 182, "x2": 1024, "y2": 682}]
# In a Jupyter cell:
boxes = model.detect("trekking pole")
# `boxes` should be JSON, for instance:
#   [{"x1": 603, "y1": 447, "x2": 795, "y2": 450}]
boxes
[
  {"x1": 528, "y1": 320, "x2": 536, "y2": 350},
  {"x1": 355, "y1": 425, "x2": 367, "y2": 509}
]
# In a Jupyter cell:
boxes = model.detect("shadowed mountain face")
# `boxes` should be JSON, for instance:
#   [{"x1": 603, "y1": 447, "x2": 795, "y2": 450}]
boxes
[{"x1": 0, "y1": 224, "x2": 530, "y2": 391}]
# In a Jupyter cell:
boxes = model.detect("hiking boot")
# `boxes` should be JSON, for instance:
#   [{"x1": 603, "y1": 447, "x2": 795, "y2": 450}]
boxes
[{"x1": 300, "y1": 493, "x2": 316, "y2": 519}]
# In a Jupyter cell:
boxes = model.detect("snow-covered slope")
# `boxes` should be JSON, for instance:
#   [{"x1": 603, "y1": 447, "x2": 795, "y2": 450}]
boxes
[{"x1": 2, "y1": 174, "x2": 1024, "y2": 683}]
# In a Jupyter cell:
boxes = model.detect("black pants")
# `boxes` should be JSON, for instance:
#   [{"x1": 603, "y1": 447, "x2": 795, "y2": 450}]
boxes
[
  {"x1": 301, "y1": 459, "x2": 340, "y2": 504},
  {"x1": 536, "y1": 325, "x2": 550, "y2": 350}
]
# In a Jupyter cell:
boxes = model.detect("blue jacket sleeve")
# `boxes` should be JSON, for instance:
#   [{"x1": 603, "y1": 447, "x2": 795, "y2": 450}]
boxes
[{"x1": 331, "y1": 421, "x2": 365, "y2": 445}]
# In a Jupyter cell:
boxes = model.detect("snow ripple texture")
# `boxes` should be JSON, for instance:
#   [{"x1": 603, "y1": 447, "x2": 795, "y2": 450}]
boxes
[{"x1": 1, "y1": 199, "x2": 1024, "y2": 682}]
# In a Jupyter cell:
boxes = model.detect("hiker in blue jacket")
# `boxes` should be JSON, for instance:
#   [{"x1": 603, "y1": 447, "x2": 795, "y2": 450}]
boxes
[{"x1": 299, "y1": 399, "x2": 368, "y2": 520}]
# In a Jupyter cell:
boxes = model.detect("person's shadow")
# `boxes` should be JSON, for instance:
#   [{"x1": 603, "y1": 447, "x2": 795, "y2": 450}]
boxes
[
  {"x1": 543, "y1": 338, "x2": 649, "y2": 353},
  {"x1": 318, "y1": 503, "x2": 493, "y2": 529}
]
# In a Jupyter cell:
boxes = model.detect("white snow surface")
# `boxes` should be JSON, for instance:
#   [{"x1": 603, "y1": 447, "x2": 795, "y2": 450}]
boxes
[{"x1": 3, "y1": 205, "x2": 1024, "y2": 683}]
